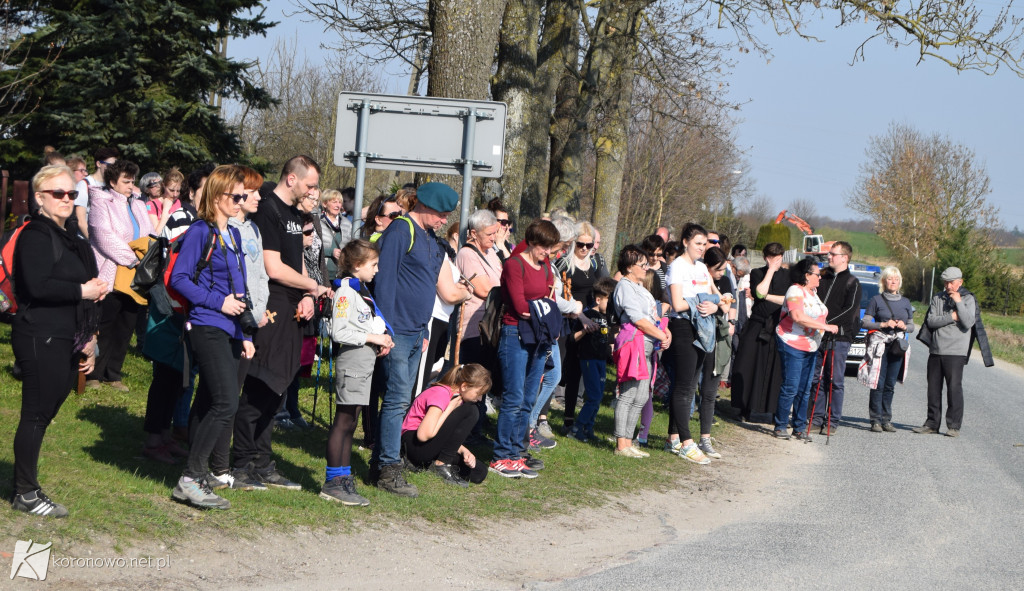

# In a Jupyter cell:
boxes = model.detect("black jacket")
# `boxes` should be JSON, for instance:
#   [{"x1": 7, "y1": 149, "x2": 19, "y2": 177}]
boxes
[
  {"x1": 12, "y1": 215, "x2": 99, "y2": 340},
  {"x1": 818, "y1": 268, "x2": 862, "y2": 343}
]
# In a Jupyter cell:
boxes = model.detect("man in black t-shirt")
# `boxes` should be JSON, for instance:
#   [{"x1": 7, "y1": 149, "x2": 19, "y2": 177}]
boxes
[{"x1": 230, "y1": 155, "x2": 331, "y2": 491}]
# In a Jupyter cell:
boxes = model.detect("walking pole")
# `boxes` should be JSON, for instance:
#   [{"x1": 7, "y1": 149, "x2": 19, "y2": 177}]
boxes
[
  {"x1": 327, "y1": 338, "x2": 336, "y2": 425},
  {"x1": 312, "y1": 332, "x2": 323, "y2": 426},
  {"x1": 824, "y1": 343, "x2": 834, "y2": 446},
  {"x1": 806, "y1": 338, "x2": 830, "y2": 442}
]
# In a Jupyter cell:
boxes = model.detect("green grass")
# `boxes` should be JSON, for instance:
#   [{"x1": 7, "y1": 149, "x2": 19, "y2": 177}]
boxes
[
  {"x1": 816, "y1": 227, "x2": 893, "y2": 261},
  {"x1": 0, "y1": 324, "x2": 727, "y2": 547},
  {"x1": 996, "y1": 247, "x2": 1024, "y2": 267}
]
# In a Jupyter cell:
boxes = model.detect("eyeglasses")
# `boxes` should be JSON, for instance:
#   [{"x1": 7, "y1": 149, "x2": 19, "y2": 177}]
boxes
[
  {"x1": 576, "y1": 241, "x2": 594, "y2": 249},
  {"x1": 302, "y1": 227, "x2": 315, "y2": 236},
  {"x1": 98, "y1": 160, "x2": 115, "y2": 167},
  {"x1": 634, "y1": 261, "x2": 650, "y2": 269},
  {"x1": 497, "y1": 219, "x2": 511, "y2": 227},
  {"x1": 38, "y1": 188, "x2": 79, "y2": 200},
  {"x1": 74, "y1": 168, "x2": 88, "y2": 174},
  {"x1": 827, "y1": 251, "x2": 846, "y2": 257},
  {"x1": 808, "y1": 272, "x2": 821, "y2": 277},
  {"x1": 223, "y1": 192, "x2": 248, "y2": 203},
  {"x1": 708, "y1": 239, "x2": 720, "y2": 245},
  {"x1": 146, "y1": 180, "x2": 162, "y2": 188}
]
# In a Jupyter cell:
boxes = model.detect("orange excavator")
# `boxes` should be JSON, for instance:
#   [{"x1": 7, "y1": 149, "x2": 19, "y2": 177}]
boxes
[{"x1": 774, "y1": 210, "x2": 835, "y2": 261}]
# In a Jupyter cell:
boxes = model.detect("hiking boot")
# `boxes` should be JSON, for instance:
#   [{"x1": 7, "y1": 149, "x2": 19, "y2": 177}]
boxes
[
  {"x1": 615, "y1": 446, "x2": 646, "y2": 458},
  {"x1": 488, "y1": 459, "x2": 523, "y2": 478},
  {"x1": 773, "y1": 430, "x2": 791, "y2": 440},
  {"x1": 376, "y1": 464, "x2": 419, "y2": 497},
  {"x1": 254, "y1": 461, "x2": 302, "y2": 491},
  {"x1": 678, "y1": 442, "x2": 711, "y2": 465},
  {"x1": 912, "y1": 424, "x2": 938, "y2": 435},
  {"x1": 792, "y1": 431, "x2": 813, "y2": 442},
  {"x1": 522, "y1": 452, "x2": 545, "y2": 471},
  {"x1": 320, "y1": 475, "x2": 370, "y2": 506},
  {"x1": 870, "y1": 422, "x2": 883, "y2": 433},
  {"x1": 820, "y1": 425, "x2": 838, "y2": 436},
  {"x1": 537, "y1": 420, "x2": 555, "y2": 439},
  {"x1": 142, "y1": 444, "x2": 178, "y2": 465},
  {"x1": 228, "y1": 464, "x2": 267, "y2": 490},
  {"x1": 698, "y1": 437, "x2": 722, "y2": 459},
  {"x1": 12, "y1": 489, "x2": 68, "y2": 518},
  {"x1": 946, "y1": 428, "x2": 960, "y2": 438},
  {"x1": 429, "y1": 463, "x2": 469, "y2": 488},
  {"x1": 172, "y1": 477, "x2": 230, "y2": 510},
  {"x1": 104, "y1": 380, "x2": 130, "y2": 392},
  {"x1": 530, "y1": 428, "x2": 557, "y2": 449},
  {"x1": 85, "y1": 379, "x2": 102, "y2": 390},
  {"x1": 510, "y1": 458, "x2": 539, "y2": 478},
  {"x1": 882, "y1": 422, "x2": 897, "y2": 433}
]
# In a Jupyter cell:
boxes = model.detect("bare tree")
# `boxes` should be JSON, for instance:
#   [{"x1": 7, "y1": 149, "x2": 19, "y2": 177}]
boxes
[
  {"x1": 847, "y1": 121, "x2": 1000, "y2": 262},
  {"x1": 0, "y1": 4, "x2": 59, "y2": 139},
  {"x1": 785, "y1": 198, "x2": 819, "y2": 227}
]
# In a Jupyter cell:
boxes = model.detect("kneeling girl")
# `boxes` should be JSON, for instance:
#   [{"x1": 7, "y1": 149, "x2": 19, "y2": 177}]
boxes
[{"x1": 401, "y1": 365, "x2": 491, "y2": 487}]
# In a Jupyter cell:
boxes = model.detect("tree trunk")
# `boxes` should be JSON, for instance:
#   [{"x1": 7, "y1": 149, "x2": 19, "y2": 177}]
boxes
[
  {"x1": 545, "y1": 52, "x2": 585, "y2": 215},
  {"x1": 581, "y1": 0, "x2": 647, "y2": 261},
  {"x1": 491, "y1": 0, "x2": 542, "y2": 222},
  {"x1": 427, "y1": 0, "x2": 506, "y2": 100},
  {"x1": 521, "y1": 0, "x2": 579, "y2": 223}
]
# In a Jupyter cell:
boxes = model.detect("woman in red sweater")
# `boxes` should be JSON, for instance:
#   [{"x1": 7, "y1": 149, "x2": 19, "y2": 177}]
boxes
[{"x1": 489, "y1": 219, "x2": 559, "y2": 479}]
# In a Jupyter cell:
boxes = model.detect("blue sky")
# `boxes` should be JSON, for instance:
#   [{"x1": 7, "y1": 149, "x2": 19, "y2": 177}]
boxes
[{"x1": 231, "y1": 2, "x2": 1024, "y2": 230}]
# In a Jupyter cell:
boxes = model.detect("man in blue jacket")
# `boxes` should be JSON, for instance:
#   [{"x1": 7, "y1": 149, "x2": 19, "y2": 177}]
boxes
[{"x1": 371, "y1": 182, "x2": 470, "y2": 497}]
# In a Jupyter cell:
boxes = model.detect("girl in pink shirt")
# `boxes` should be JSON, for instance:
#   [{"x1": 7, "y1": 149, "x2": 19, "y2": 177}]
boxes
[{"x1": 402, "y1": 364, "x2": 491, "y2": 487}]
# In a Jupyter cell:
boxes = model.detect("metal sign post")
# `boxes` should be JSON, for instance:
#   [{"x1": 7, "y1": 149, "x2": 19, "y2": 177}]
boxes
[{"x1": 334, "y1": 92, "x2": 506, "y2": 240}]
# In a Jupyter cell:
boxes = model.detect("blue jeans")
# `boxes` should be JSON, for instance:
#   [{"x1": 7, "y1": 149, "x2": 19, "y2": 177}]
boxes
[
  {"x1": 774, "y1": 337, "x2": 817, "y2": 432},
  {"x1": 373, "y1": 328, "x2": 427, "y2": 468},
  {"x1": 530, "y1": 342, "x2": 561, "y2": 429},
  {"x1": 869, "y1": 349, "x2": 904, "y2": 423},
  {"x1": 494, "y1": 324, "x2": 550, "y2": 460},
  {"x1": 810, "y1": 340, "x2": 851, "y2": 427},
  {"x1": 575, "y1": 359, "x2": 606, "y2": 435}
]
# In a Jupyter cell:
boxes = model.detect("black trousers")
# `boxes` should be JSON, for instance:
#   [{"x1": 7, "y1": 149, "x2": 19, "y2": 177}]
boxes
[
  {"x1": 926, "y1": 354, "x2": 966, "y2": 430},
  {"x1": 89, "y1": 291, "x2": 140, "y2": 382},
  {"x1": 143, "y1": 362, "x2": 184, "y2": 435},
  {"x1": 420, "y1": 317, "x2": 450, "y2": 393},
  {"x1": 667, "y1": 318, "x2": 705, "y2": 440},
  {"x1": 402, "y1": 403, "x2": 478, "y2": 466},
  {"x1": 185, "y1": 325, "x2": 242, "y2": 479},
  {"x1": 233, "y1": 374, "x2": 284, "y2": 470},
  {"x1": 697, "y1": 340, "x2": 720, "y2": 435},
  {"x1": 562, "y1": 337, "x2": 583, "y2": 423},
  {"x1": 12, "y1": 333, "x2": 78, "y2": 494}
]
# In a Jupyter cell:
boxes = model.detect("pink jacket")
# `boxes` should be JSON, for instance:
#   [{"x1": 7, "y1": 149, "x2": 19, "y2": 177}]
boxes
[
  {"x1": 88, "y1": 185, "x2": 155, "y2": 293},
  {"x1": 613, "y1": 317, "x2": 667, "y2": 383}
]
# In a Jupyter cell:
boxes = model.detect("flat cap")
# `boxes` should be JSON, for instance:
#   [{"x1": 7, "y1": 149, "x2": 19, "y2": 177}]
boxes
[{"x1": 940, "y1": 267, "x2": 962, "y2": 282}]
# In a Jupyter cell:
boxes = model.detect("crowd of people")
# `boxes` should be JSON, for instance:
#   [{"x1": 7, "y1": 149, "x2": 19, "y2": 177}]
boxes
[{"x1": 6, "y1": 148, "x2": 993, "y2": 518}]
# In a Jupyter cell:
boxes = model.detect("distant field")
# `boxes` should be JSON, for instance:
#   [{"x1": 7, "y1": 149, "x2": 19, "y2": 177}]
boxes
[
  {"x1": 996, "y1": 247, "x2": 1024, "y2": 267},
  {"x1": 982, "y1": 313, "x2": 1024, "y2": 367},
  {"x1": 798, "y1": 226, "x2": 893, "y2": 261}
]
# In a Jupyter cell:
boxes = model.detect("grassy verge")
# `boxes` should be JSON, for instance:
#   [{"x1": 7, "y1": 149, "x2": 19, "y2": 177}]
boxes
[{"x1": 0, "y1": 324, "x2": 729, "y2": 547}]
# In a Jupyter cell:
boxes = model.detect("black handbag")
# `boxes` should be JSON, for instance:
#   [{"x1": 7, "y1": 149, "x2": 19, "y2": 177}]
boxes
[
  {"x1": 880, "y1": 296, "x2": 909, "y2": 355},
  {"x1": 131, "y1": 235, "x2": 169, "y2": 297}
]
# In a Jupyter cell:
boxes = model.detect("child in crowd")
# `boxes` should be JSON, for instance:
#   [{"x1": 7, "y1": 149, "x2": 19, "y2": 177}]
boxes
[
  {"x1": 323, "y1": 239, "x2": 394, "y2": 506},
  {"x1": 401, "y1": 364, "x2": 491, "y2": 487},
  {"x1": 571, "y1": 277, "x2": 617, "y2": 442}
]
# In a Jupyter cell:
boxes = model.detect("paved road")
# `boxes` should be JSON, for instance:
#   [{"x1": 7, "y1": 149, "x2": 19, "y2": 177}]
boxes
[{"x1": 537, "y1": 350, "x2": 1024, "y2": 590}]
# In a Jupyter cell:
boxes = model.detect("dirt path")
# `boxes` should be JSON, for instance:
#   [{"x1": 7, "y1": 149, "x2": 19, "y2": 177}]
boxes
[{"x1": 41, "y1": 427, "x2": 821, "y2": 590}]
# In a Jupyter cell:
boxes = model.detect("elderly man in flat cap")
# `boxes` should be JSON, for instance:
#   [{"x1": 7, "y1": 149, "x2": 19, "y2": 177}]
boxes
[
  {"x1": 370, "y1": 182, "x2": 472, "y2": 497},
  {"x1": 913, "y1": 267, "x2": 993, "y2": 437}
]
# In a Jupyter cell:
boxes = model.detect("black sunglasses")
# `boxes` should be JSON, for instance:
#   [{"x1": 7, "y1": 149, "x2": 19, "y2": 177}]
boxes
[
  {"x1": 497, "y1": 219, "x2": 511, "y2": 227},
  {"x1": 302, "y1": 227, "x2": 315, "y2": 236},
  {"x1": 708, "y1": 239, "x2": 720, "y2": 244},
  {"x1": 222, "y1": 192, "x2": 248, "y2": 203},
  {"x1": 386, "y1": 211, "x2": 402, "y2": 220},
  {"x1": 375, "y1": 194, "x2": 398, "y2": 218},
  {"x1": 576, "y1": 241, "x2": 594, "y2": 249},
  {"x1": 38, "y1": 188, "x2": 79, "y2": 200}
]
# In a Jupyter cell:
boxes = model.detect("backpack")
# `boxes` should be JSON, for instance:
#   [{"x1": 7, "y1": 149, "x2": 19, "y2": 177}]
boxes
[
  {"x1": 152, "y1": 224, "x2": 218, "y2": 317},
  {"x1": 0, "y1": 221, "x2": 62, "y2": 319}
]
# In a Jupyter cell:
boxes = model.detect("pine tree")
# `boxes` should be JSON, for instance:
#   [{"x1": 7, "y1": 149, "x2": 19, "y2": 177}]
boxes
[{"x1": 0, "y1": 0, "x2": 275, "y2": 176}]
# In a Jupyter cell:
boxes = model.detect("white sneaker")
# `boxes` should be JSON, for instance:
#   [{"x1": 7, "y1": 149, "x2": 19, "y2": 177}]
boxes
[
  {"x1": 631, "y1": 442, "x2": 651, "y2": 457},
  {"x1": 172, "y1": 477, "x2": 231, "y2": 509},
  {"x1": 678, "y1": 442, "x2": 711, "y2": 465},
  {"x1": 614, "y1": 446, "x2": 646, "y2": 458},
  {"x1": 207, "y1": 472, "x2": 235, "y2": 490}
]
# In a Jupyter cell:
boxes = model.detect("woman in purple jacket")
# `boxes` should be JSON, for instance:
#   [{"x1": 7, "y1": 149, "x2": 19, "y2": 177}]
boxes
[{"x1": 169, "y1": 165, "x2": 255, "y2": 510}]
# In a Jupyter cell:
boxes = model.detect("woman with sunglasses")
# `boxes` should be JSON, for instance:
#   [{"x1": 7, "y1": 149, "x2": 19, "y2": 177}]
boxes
[
  {"x1": 11, "y1": 165, "x2": 106, "y2": 518},
  {"x1": 772, "y1": 257, "x2": 838, "y2": 440},
  {"x1": 361, "y1": 193, "x2": 405, "y2": 242},
  {"x1": 168, "y1": 165, "x2": 255, "y2": 509},
  {"x1": 486, "y1": 198, "x2": 514, "y2": 262}
]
